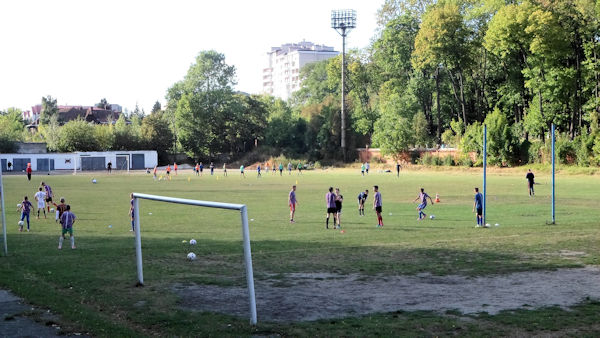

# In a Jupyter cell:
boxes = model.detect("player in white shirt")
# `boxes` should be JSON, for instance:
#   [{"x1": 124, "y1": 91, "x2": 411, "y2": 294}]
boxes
[{"x1": 34, "y1": 187, "x2": 47, "y2": 219}]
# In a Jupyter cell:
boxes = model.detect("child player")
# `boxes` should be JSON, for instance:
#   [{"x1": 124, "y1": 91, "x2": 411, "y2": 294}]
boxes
[
  {"x1": 195, "y1": 163, "x2": 200, "y2": 176},
  {"x1": 279, "y1": 163, "x2": 283, "y2": 176},
  {"x1": 52, "y1": 197, "x2": 67, "y2": 223},
  {"x1": 413, "y1": 188, "x2": 434, "y2": 220},
  {"x1": 41, "y1": 181, "x2": 53, "y2": 213},
  {"x1": 357, "y1": 189, "x2": 368, "y2": 216},
  {"x1": 526, "y1": 169, "x2": 535, "y2": 196},
  {"x1": 373, "y1": 186, "x2": 383, "y2": 227},
  {"x1": 174, "y1": 162, "x2": 178, "y2": 175},
  {"x1": 335, "y1": 188, "x2": 343, "y2": 229},
  {"x1": 58, "y1": 205, "x2": 76, "y2": 249},
  {"x1": 18, "y1": 196, "x2": 33, "y2": 232},
  {"x1": 34, "y1": 187, "x2": 46, "y2": 219},
  {"x1": 288, "y1": 185, "x2": 298, "y2": 223},
  {"x1": 223, "y1": 163, "x2": 228, "y2": 176},
  {"x1": 473, "y1": 187, "x2": 483, "y2": 227},
  {"x1": 325, "y1": 187, "x2": 337, "y2": 229}
]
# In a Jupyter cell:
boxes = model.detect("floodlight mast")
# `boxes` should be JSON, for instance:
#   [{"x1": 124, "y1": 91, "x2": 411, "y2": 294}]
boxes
[{"x1": 331, "y1": 9, "x2": 356, "y2": 161}]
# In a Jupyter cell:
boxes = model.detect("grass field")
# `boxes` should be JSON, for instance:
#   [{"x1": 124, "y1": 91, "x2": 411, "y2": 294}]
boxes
[{"x1": 0, "y1": 167, "x2": 599, "y2": 336}]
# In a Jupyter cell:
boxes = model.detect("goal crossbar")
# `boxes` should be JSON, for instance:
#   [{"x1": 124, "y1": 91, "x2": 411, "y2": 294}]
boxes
[{"x1": 132, "y1": 192, "x2": 257, "y2": 325}]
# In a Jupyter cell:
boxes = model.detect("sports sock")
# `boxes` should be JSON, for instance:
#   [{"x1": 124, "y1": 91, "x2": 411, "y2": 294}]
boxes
[
  {"x1": 59, "y1": 236, "x2": 63, "y2": 247},
  {"x1": 70, "y1": 236, "x2": 75, "y2": 248},
  {"x1": 326, "y1": 218, "x2": 329, "y2": 227}
]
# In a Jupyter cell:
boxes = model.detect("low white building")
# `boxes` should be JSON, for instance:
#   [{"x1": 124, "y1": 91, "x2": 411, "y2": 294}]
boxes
[
  {"x1": 263, "y1": 41, "x2": 339, "y2": 100},
  {"x1": 0, "y1": 151, "x2": 157, "y2": 172}
]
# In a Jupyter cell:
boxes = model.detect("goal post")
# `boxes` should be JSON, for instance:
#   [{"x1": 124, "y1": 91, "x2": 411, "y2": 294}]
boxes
[{"x1": 132, "y1": 192, "x2": 257, "y2": 325}]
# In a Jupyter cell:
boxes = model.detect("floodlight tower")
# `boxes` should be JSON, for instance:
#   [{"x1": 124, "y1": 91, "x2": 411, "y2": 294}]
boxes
[{"x1": 331, "y1": 9, "x2": 356, "y2": 161}]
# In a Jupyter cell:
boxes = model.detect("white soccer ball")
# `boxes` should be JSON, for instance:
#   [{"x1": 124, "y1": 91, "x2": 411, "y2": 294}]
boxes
[
  {"x1": 484, "y1": 223, "x2": 491, "y2": 228},
  {"x1": 430, "y1": 215, "x2": 435, "y2": 219},
  {"x1": 187, "y1": 252, "x2": 196, "y2": 261},
  {"x1": 495, "y1": 223, "x2": 500, "y2": 227},
  {"x1": 92, "y1": 179, "x2": 97, "y2": 184},
  {"x1": 17, "y1": 203, "x2": 22, "y2": 208},
  {"x1": 50, "y1": 208, "x2": 55, "y2": 212},
  {"x1": 189, "y1": 239, "x2": 197, "y2": 245},
  {"x1": 18, "y1": 221, "x2": 24, "y2": 226}
]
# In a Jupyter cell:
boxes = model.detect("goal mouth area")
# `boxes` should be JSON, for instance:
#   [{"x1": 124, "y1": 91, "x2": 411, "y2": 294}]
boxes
[{"x1": 131, "y1": 192, "x2": 257, "y2": 325}]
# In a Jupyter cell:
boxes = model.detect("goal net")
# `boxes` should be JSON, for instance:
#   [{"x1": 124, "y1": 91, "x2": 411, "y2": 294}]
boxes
[{"x1": 131, "y1": 192, "x2": 257, "y2": 324}]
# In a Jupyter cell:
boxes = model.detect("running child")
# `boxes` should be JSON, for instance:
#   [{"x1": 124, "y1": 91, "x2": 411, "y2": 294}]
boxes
[
  {"x1": 413, "y1": 188, "x2": 434, "y2": 220},
  {"x1": 288, "y1": 185, "x2": 298, "y2": 223},
  {"x1": 58, "y1": 205, "x2": 76, "y2": 249},
  {"x1": 473, "y1": 187, "x2": 483, "y2": 227},
  {"x1": 18, "y1": 196, "x2": 33, "y2": 232},
  {"x1": 335, "y1": 188, "x2": 343, "y2": 229},
  {"x1": 357, "y1": 189, "x2": 368, "y2": 216},
  {"x1": 41, "y1": 181, "x2": 53, "y2": 213},
  {"x1": 373, "y1": 186, "x2": 383, "y2": 227},
  {"x1": 166, "y1": 165, "x2": 171, "y2": 179},
  {"x1": 325, "y1": 187, "x2": 337, "y2": 229},
  {"x1": 361, "y1": 163, "x2": 365, "y2": 176},
  {"x1": 34, "y1": 187, "x2": 46, "y2": 219}
]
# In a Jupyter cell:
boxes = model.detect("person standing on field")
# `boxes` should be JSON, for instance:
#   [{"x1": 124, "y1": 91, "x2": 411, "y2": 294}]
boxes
[
  {"x1": 223, "y1": 163, "x2": 227, "y2": 176},
  {"x1": 335, "y1": 188, "x2": 343, "y2": 229},
  {"x1": 107, "y1": 161, "x2": 112, "y2": 174},
  {"x1": 52, "y1": 197, "x2": 67, "y2": 223},
  {"x1": 210, "y1": 162, "x2": 215, "y2": 175},
  {"x1": 373, "y1": 186, "x2": 383, "y2": 227},
  {"x1": 129, "y1": 193, "x2": 135, "y2": 232},
  {"x1": 361, "y1": 163, "x2": 365, "y2": 176},
  {"x1": 18, "y1": 196, "x2": 33, "y2": 232},
  {"x1": 199, "y1": 162, "x2": 204, "y2": 176},
  {"x1": 257, "y1": 164, "x2": 262, "y2": 178},
  {"x1": 195, "y1": 163, "x2": 200, "y2": 176},
  {"x1": 526, "y1": 169, "x2": 535, "y2": 196},
  {"x1": 396, "y1": 162, "x2": 401, "y2": 177},
  {"x1": 41, "y1": 181, "x2": 53, "y2": 213},
  {"x1": 325, "y1": 187, "x2": 337, "y2": 229},
  {"x1": 240, "y1": 165, "x2": 245, "y2": 178},
  {"x1": 473, "y1": 187, "x2": 484, "y2": 227},
  {"x1": 357, "y1": 189, "x2": 368, "y2": 216},
  {"x1": 174, "y1": 162, "x2": 178, "y2": 175},
  {"x1": 365, "y1": 162, "x2": 370, "y2": 174},
  {"x1": 34, "y1": 187, "x2": 46, "y2": 219},
  {"x1": 26, "y1": 163, "x2": 32, "y2": 181},
  {"x1": 287, "y1": 162, "x2": 292, "y2": 175},
  {"x1": 288, "y1": 185, "x2": 298, "y2": 223},
  {"x1": 58, "y1": 205, "x2": 76, "y2": 249},
  {"x1": 279, "y1": 163, "x2": 283, "y2": 176}
]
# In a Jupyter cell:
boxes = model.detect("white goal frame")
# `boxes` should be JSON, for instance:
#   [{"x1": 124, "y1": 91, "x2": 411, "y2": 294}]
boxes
[{"x1": 132, "y1": 193, "x2": 257, "y2": 325}]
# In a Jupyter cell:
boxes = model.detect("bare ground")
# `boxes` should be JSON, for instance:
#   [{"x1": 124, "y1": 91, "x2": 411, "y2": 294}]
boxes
[{"x1": 173, "y1": 266, "x2": 600, "y2": 322}]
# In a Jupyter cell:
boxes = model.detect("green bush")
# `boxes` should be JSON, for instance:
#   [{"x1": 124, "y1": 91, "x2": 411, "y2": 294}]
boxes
[
  {"x1": 555, "y1": 134, "x2": 576, "y2": 164},
  {"x1": 432, "y1": 155, "x2": 443, "y2": 166},
  {"x1": 460, "y1": 155, "x2": 474, "y2": 167},
  {"x1": 442, "y1": 155, "x2": 455, "y2": 166},
  {"x1": 421, "y1": 153, "x2": 433, "y2": 165}
]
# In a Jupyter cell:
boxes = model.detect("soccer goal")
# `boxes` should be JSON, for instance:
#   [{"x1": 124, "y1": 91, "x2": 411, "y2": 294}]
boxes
[{"x1": 131, "y1": 192, "x2": 257, "y2": 325}]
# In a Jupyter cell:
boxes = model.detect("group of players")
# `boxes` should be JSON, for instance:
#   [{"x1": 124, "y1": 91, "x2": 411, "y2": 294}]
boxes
[
  {"x1": 288, "y1": 184, "x2": 438, "y2": 229},
  {"x1": 16, "y1": 181, "x2": 77, "y2": 249}
]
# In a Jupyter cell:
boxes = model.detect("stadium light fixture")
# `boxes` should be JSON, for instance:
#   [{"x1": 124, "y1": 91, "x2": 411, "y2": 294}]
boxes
[{"x1": 331, "y1": 9, "x2": 356, "y2": 160}]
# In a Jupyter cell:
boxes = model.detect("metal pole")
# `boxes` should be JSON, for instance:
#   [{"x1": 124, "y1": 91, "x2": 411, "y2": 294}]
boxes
[
  {"x1": 551, "y1": 124, "x2": 555, "y2": 224},
  {"x1": 483, "y1": 125, "x2": 487, "y2": 226},
  {"x1": 0, "y1": 166, "x2": 7, "y2": 256},
  {"x1": 240, "y1": 205, "x2": 257, "y2": 325},
  {"x1": 134, "y1": 197, "x2": 143, "y2": 285},
  {"x1": 340, "y1": 29, "x2": 346, "y2": 161}
]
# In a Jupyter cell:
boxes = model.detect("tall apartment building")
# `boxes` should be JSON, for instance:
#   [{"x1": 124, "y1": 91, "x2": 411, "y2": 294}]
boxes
[{"x1": 263, "y1": 41, "x2": 339, "y2": 100}]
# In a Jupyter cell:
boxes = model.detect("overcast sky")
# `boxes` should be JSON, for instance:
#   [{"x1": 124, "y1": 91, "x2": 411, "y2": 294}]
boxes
[{"x1": 0, "y1": 0, "x2": 382, "y2": 113}]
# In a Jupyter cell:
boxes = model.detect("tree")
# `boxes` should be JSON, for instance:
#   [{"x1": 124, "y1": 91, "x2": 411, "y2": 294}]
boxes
[
  {"x1": 96, "y1": 98, "x2": 109, "y2": 109},
  {"x1": 56, "y1": 119, "x2": 99, "y2": 152},
  {"x1": 151, "y1": 101, "x2": 162, "y2": 113},
  {"x1": 0, "y1": 108, "x2": 25, "y2": 152},
  {"x1": 168, "y1": 50, "x2": 238, "y2": 158},
  {"x1": 39, "y1": 95, "x2": 59, "y2": 125},
  {"x1": 141, "y1": 110, "x2": 174, "y2": 163},
  {"x1": 372, "y1": 112, "x2": 414, "y2": 157},
  {"x1": 484, "y1": 108, "x2": 519, "y2": 165}
]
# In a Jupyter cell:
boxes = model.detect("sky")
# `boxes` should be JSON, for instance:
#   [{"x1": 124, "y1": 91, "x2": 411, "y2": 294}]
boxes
[{"x1": 0, "y1": 0, "x2": 382, "y2": 113}]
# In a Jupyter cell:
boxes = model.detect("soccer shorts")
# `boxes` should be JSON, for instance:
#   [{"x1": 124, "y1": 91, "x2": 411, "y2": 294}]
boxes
[
  {"x1": 375, "y1": 206, "x2": 382, "y2": 213},
  {"x1": 45, "y1": 197, "x2": 53, "y2": 203},
  {"x1": 289, "y1": 203, "x2": 296, "y2": 212},
  {"x1": 418, "y1": 203, "x2": 427, "y2": 210},
  {"x1": 327, "y1": 207, "x2": 337, "y2": 214},
  {"x1": 62, "y1": 227, "x2": 73, "y2": 236},
  {"x1": 476, "y1": 208, "x2": 483, "y2": 216}
]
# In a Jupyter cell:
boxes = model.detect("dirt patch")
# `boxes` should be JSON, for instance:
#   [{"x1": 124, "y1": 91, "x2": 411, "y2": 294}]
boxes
[{"x1": 172, "y1": 266, "x2": 600, "y2": 322}]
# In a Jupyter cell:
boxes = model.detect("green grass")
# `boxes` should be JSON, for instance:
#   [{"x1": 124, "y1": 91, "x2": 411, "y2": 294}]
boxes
[{"x1": 0, "y1": 169, "x2": 599, "y2": 336}]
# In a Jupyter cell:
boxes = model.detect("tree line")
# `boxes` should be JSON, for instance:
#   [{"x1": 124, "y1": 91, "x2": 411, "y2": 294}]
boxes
[{"x1": 2, "y1": 0, "x2": 599, "y2": 166}]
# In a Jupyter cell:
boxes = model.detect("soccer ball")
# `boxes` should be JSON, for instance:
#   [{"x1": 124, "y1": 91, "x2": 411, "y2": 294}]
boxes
[
  {"x1": 189, "y1": 239, "x2": 197, "y2": 245},
  {"x1": 187, "y1": 252, "x2": 196, "y2": 261},
  {"x1": 92, "y1": 179, "x2": 97, "y2": 184},
  {"x1": 484, "y1": 223, "x2": 491, "y2": 228},
  {"x1": 18, "y1": 221, "x2": 24, "y2": 226},
  {"x1": 429, "y1": 215, "x2": 435, "y2": 219},
  {"x1": 17, "y1": 203, "x2": 22, "y2": 208},
  {"x1": 50, "y1": 208, "x2": 55, "y2": 212},
  {"x1": 495, "y1": 223, "x2": 500, "y2": 227}
]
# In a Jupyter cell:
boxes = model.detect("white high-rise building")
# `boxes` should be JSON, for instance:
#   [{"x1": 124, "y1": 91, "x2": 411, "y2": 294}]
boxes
[{"x1": 263, "y1": 41, "x2": 339, "y2": 100}]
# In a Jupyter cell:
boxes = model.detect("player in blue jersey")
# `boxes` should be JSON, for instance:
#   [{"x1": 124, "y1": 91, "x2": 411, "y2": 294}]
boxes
[
  {"x1": 357, "y1": 189, "x2": 368, "y2": 216},
  {"x1": 18, "y1": 196, "x2": 33, "y2": 232},
  {"x1": 473, "y1": 187, "x2": 483, "y2": 227},
  {"x1": 413, "y1": 188, "x2": 434, "y2": 220}
]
